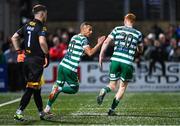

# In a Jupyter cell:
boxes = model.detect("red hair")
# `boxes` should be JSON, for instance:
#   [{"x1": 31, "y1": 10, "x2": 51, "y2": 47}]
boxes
[{"x1": 124, "y1": 13, "x2": 136, "y2": 23}]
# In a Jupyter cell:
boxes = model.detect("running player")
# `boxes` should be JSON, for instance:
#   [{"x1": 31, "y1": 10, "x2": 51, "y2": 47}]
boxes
[
  {"x1": 97, "y1": 13, "x2": 143, "y2": 116},
  {"x1": 11, "y1": 4, "x2": 49, "y2": 121},
  {"x1": 44, "y1": 22, "x2": 105, "y2": 115}
]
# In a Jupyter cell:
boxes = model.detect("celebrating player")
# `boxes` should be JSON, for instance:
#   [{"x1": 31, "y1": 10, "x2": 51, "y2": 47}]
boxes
[
  {"x1": 97, "y1": 13, "x2": 143, "y2": 115},
  {"x1": 11, "y1": 4, "x2": 49, "y2": 121},
  {"x1": 44, "y1": 22, "x2": 105, "y2": 115}
]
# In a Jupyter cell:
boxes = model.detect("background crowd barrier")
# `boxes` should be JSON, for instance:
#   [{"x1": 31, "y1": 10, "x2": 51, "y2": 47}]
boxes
[
  {"x1": 0, "y1": 64, "x2": 8, "y2": 92},
  {"x1": 42, "y1": 62, "x2": 180, "y2": 92}
]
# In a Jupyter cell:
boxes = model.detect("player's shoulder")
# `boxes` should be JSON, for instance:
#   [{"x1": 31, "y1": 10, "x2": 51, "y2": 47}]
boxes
[
  {"x1": 78, "y1": 34, "x2": 87, "y2": 39},
  {"x1": 26, "y1": 20, "x2": 39, "y2": 28},
  {"x1": 115, "y1": 26, "x2": 124, "y2": 29},
  {"x1": 127, "y1": 27, "x2": 142, "y2": 37},
  {"x1": 132, "y1": 27, "x2": 142, "y2": 35},
  {"x1": 28, "y1": 20, "x2": 36, "y2": 27},
  {"x1": 42, "y1": 25, "x2": 47, "y2": 32},
  {"x1": 113, "y1": 26, "x2": 123, "y2": 30},
  {"x1": 71, "y1": 34, "x2": 79, "y2": 40},
  {"x1": 73, "y1": 34, "x2": 87, "y2": 41},
  {"x1": 30, "y1": 19, "x2": 45, "y2": 28},
  {"x1": 113, "y1": 26, "x2": 127, "y2": 33}
]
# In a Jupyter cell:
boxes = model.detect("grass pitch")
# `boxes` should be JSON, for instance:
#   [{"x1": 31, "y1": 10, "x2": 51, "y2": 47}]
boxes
[{"x1": 0, "y1": 92, "x2": 180, "y2": 125}]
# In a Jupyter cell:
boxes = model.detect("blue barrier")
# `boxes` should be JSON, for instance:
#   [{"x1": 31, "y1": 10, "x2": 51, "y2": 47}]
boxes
[{"x1": 0, "y1": 64, "x2": 8, "y2": 92}]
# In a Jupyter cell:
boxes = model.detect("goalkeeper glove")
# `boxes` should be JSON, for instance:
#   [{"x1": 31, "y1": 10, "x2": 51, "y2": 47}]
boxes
[{"x1": 16, "y1": 50, "x2": 25, "y2": 63}]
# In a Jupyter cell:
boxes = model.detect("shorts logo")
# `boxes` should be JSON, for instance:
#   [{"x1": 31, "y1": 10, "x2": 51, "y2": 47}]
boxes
[{"x1": 110, "y1": 74, "x2": 116, "y2": 78}]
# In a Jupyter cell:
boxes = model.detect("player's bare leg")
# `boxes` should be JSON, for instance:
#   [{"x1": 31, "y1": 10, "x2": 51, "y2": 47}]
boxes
[
  {"x1": 108, "y1": 80, "x2": 128, "y2": 116},
  {"x1": 44, "y1": 82, "x2": 78, "y2": 117},
  {"x1": 97, "y1": 81, "x2": 117, "y2": 105},
  {"x1": 44, "y1": 84, "x2": 62, "y2": 116}
]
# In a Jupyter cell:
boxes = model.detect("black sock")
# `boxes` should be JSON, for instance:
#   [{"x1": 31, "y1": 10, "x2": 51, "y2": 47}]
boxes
[
  {"x1": 111, "y1": 97, "x2": 120, "y2": 110},
  {"x1": 33, "y1": 88, "x2": 43, "y2": 112},
  {"x1": 19, "y1": 88, "x2": 33, "y2": 111}
]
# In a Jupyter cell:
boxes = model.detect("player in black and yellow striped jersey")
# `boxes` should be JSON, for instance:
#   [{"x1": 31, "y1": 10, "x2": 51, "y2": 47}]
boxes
[{"x1": 11, "y1": 4, "x2": 49, "y2": 121}]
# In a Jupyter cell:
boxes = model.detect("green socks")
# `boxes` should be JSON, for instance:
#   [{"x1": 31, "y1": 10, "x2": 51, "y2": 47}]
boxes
[
  {"x1": 111, "y1": 98, "x2": 120, "y2": 110},
  {"x1": 103, "y1": 86, "x2": 111, "y2": 94},
  {"x1": 47, "y1": 84, "x2": 79, "y2": 106},
  {"x1": 47, "y1": 90, "x2": 60, "y2": 107}
]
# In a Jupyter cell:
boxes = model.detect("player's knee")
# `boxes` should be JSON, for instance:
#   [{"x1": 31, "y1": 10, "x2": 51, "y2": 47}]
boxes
[
  {"x1": 111, "y1": 86, "x2": 116, "y2": 91},
  {"x1": 109, "y1": 84, "x2": 116, "y2": 91},
  {"x1": 71, "y1": 85, "x2": 79, "y2": 94},
  {"x1": 120, "y1": 82, "x2": 128, "y2": 89},
  {"x1": 109, "y1": 81, "x2": 117, "y2": 91},
  {"x1": 52, "y1": 84, "x2": 62, "y2": 93}
]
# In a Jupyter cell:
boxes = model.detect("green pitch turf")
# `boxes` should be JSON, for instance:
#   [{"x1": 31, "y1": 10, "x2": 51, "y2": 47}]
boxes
[{"x1": 0, "y1": 92, "x2": 180, "y2": 125}]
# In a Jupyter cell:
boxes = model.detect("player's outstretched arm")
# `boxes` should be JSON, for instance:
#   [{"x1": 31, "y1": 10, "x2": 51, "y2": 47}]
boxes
[
  {"x1": 99, "y1": 37, "x2": 112, "y2": 68},
  {"x1": 84, "y1": 36, "x2": 106, "y2": 57}
]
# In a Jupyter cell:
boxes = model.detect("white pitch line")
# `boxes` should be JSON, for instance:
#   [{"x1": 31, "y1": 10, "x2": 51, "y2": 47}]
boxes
[
  {"x1": 71, "y1": 112, "x2": 107, "y2": 116},
  {"x1": 0, "y1": 98, "x2": 21, "y2": 108}
]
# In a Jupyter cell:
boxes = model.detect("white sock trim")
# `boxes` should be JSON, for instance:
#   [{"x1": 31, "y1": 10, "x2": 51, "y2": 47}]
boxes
[
  {"x1": 44, "y1": 105, "x2": 51, "y2": 112},
  {"x1": 16, "y1": 109, "x2": 22, "y2": 115}
]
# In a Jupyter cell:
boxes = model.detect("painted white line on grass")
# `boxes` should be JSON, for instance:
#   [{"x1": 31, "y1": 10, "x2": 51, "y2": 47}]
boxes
[
  {"x1": 1, "y1": 107, "x2": 180, "y2": 111},
  {"x1": 71, "y1": 112, "x2": 107, "y2": 116},
  {"x1": 0, "y1": 98, "x2": 21, "y2": 107},
  {"x1": 1, "y1": 107, "x2": 179, "y2": 111}
]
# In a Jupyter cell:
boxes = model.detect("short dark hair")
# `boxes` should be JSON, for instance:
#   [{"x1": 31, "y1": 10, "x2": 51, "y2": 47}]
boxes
[
  {"x1": 80, "y1": 22, "x2": 92, "y2": 29},
  {"x1": 32, "y1": 4, "x2": 47, "y2": 14}
]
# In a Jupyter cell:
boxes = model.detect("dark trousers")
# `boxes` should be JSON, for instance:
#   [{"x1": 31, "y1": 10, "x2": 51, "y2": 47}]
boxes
[{"x1": 149, "y1": 60, "x2": 166, "y2": 76}]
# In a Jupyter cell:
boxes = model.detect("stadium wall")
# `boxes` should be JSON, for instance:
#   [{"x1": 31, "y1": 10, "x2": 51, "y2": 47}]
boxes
[{"x1": 42, "y1": 62, "x2": 180, "y2": 92}]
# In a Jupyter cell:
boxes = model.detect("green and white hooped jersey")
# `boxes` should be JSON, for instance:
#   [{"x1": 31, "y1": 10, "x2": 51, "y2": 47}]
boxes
[
  {"x1": 60, "y1": 34, "x2": 89, "y2": 72},
  {"x1": 109, "y1": 26, "x2": 142, "y2": 66}
]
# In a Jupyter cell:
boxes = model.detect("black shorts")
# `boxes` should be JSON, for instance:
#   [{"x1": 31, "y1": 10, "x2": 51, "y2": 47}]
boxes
[{"x1": 23, "y1": 57, "x2": 44, "y2": 83}]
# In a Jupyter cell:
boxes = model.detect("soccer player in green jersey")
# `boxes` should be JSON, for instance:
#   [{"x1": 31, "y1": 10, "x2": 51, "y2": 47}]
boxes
[
  {"x1": 44, "y1": 22, "x2": 105, "y2": 115},
  {"x1": 97, "y1": 13, "x2": 144, "y2": 116}
]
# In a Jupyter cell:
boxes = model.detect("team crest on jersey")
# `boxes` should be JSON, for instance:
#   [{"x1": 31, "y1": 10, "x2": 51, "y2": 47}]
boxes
[
  {"x1": 43, "y1": 27, "x2": 47, "y2": 31},
  {"x1": 29, "y1": 21, "x2": 36, "y2": 26}
]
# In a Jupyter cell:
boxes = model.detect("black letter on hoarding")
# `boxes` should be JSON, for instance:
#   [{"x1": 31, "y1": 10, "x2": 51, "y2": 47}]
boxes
[
  {"x1": 130, "y1": 76, "x2": 136, "y2": 83},
  {"x1": 154, "y1": 75, "x2": 161, "y2": 83},
  {"x1": 88, "y1": 64, "x2": 98, "y2": 72},
  {"x1": 145, "y1": 76, "x2": 155, "y2": 83},
  {"x1": 88, "y1": 76, "x2": 96, "y2": 83},
  {"x1": 166, "y1": 75, "x2": 179, "y2": 84},
  {"x1": 167, "y1": 64, "x2": 179, "y2": 73},
  {"x1": 100, "y1": 75, "x2": 109, "y2": 83}
]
